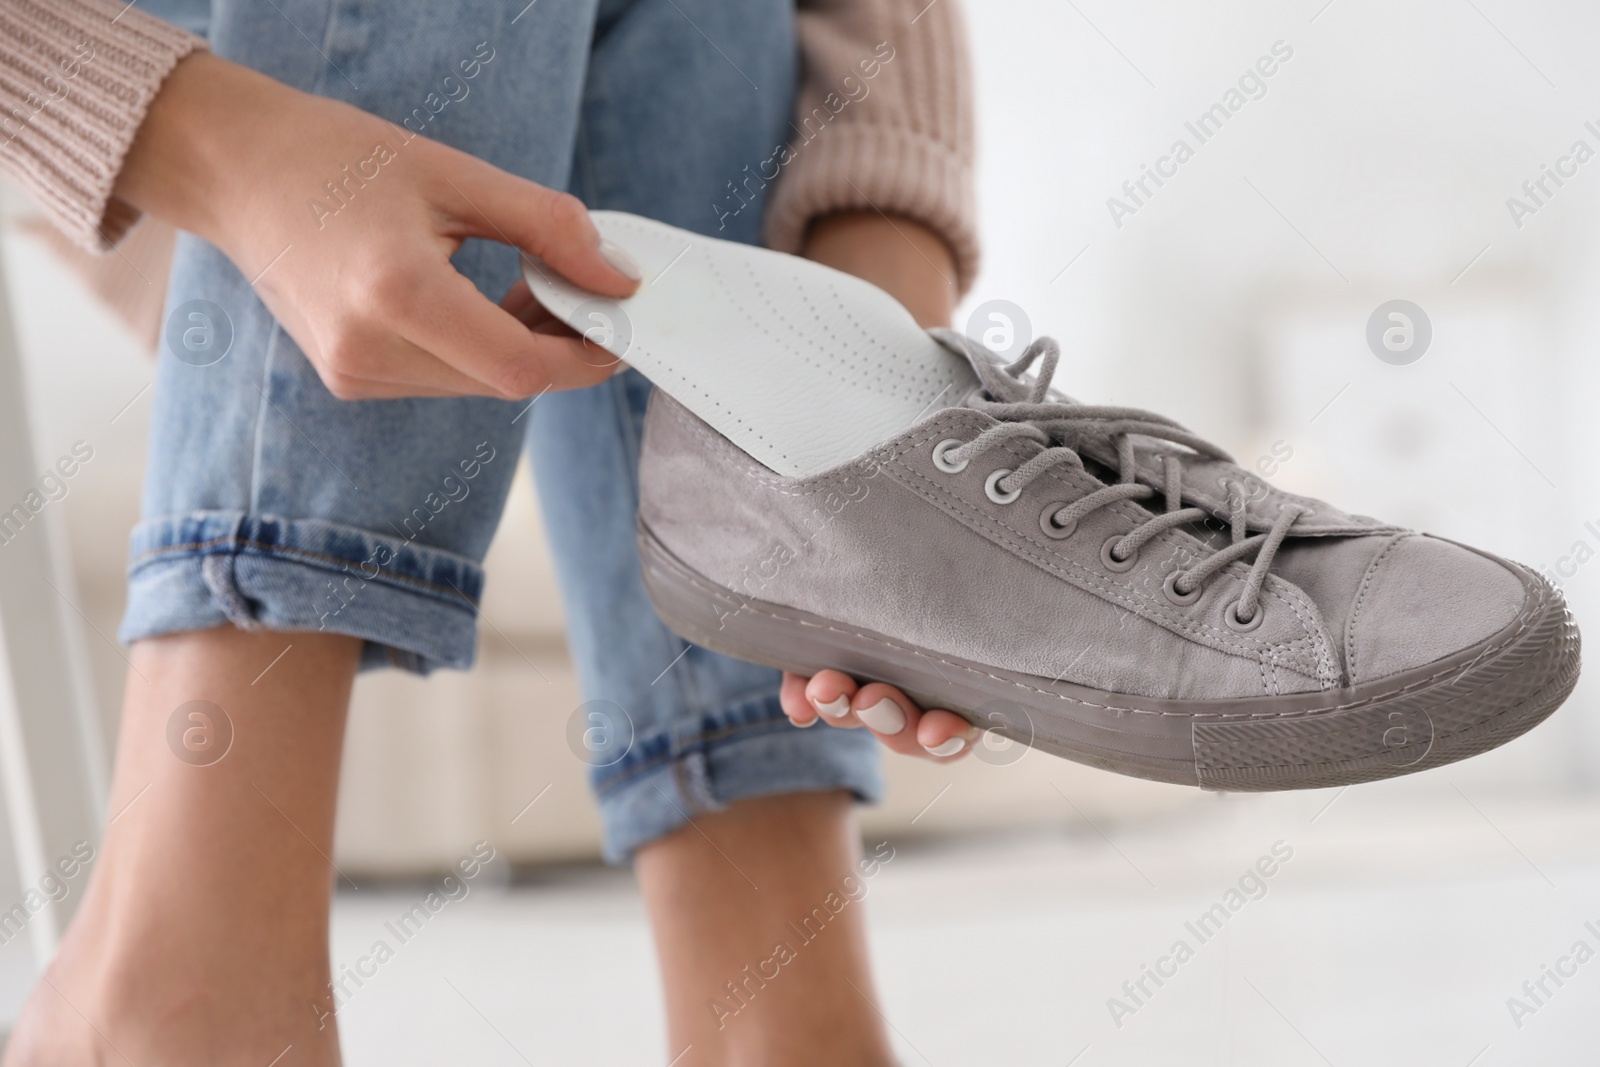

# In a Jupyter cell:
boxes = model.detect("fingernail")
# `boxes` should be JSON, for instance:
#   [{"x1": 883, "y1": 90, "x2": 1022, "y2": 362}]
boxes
[
  {"x1": 814, "y1": 695, "x2": 851, "y2": 719},
  {"x1": 598, "y1": 239, "x2": 642, "y2": 282},
  {"x1": 857, "y1": 699, "x2": 905, "y2": 735},
  {"x1": 924, "y1": 736, "x2": 966, "y2": 757},
  {"x1": 793, "y1": 716, "x2": 819, "y2": 729}
]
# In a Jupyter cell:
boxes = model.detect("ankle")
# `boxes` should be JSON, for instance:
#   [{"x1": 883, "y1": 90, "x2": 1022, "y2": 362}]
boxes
[{"x1": 5, "y1": 905, "x2": 340, "y2": 1067}]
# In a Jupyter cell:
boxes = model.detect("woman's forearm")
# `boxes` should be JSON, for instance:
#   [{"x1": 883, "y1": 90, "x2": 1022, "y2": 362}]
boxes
[
  {"x1": 800, "y1": 210, "x2": 957, "y2": 328},
  {"x1": 775, "y1": 0, "x2": 979, "y2": 293},
  {"x1": 111, "y1": 52, "x2": 282, "y2": 248}
]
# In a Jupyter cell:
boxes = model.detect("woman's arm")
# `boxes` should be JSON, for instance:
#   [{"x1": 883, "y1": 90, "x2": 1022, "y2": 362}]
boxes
[
  {"x1": 773, "y1": 0, "x2": 979, "y2": 293},
  {"x1": 1, "y1": 4, "x2": 639, "y2": 400},
  {"x1": 111, "y1": 52, "x2": 638, "y2": 400},
  {"x1": 801, "y1": 210, "x2": 956, "y2": 327}
]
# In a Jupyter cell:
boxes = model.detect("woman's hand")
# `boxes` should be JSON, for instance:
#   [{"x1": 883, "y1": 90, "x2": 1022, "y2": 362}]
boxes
[
  {"x1": 114, "y1": 53, "x2": 640, "y2": 400},
  {"x1": 784, "y1": 211, "x2": 974, "y2": 760}
]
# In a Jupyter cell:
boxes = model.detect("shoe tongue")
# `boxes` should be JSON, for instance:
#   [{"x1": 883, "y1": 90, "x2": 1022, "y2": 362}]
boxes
[
  {"x1": 524, "y1": 212, "x2": 977, "y2": 478},
  {"x1": 1174, "y1": 517, "x2": 1233, "y2": 549}
]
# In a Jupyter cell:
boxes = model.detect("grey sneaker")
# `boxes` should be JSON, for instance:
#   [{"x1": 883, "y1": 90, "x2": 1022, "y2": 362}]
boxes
[{"x1": 636, "y1": 331, "x2": 1580, "y2": 790}]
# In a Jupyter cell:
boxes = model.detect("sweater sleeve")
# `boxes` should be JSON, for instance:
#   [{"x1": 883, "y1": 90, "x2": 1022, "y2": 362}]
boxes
[
  {"x1": 0, "y1": 0, "x2": 205, "y2": 251},
  {"x1": 767, "y1": 0, "x2": 978, "y2": 293}
]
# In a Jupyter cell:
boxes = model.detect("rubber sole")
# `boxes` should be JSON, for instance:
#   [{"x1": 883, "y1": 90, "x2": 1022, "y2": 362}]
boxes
[{"x1": 639, "y1": 523, "x2": 1581, "y2": 790}]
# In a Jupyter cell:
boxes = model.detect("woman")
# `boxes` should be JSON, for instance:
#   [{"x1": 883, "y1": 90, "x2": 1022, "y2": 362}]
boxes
[{"x1": 0, "y1": 0, "x2": 978, "y2": 1062}]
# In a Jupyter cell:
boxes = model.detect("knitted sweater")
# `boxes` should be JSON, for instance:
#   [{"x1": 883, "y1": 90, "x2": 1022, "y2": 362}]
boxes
[{"x1": 0, "y1": 0, "x2": 978, "y2": 290}]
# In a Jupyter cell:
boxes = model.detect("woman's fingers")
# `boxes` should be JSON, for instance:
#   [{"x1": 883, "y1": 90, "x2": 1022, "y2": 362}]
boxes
[
  {"x1": 807, "y1": 670, "x2": 859, "y2": 724},
  {"x1": 302, "y1": 149, "x2": 638, "y2": 401},
  {"x1": 440, "y1": 152, "x2": 642, "y2": 299},
  {"x1": 916, "y1": 709, "x2": 978, "y2": 759},
  {"x1": 806, "y1": 670, "x2": 860, "y2": 725},
  {"x1": 780, "y1": 672, "x2": 820, "y2": 727},
  {"x1": 851, "y1": 682, "x2": 934, "y2": 758},
  {"x1": 780, "y1": 670, "x2": 859, "y2": 728},
  {"x1": 498, "y1": 278, "x2": 576, "y2": 332},
  {"x1": 498, "y1": 277, "x2": 542, "y2": 325},
  {"x1": 381, "y1": 262, "x2": 607, "y2": 399},
  {"x1": 302, "y1": 263, "x2": 618, "y2": 401},
  {"x1": 782, "y1": 672, "x2": 973, "y2": 762}
]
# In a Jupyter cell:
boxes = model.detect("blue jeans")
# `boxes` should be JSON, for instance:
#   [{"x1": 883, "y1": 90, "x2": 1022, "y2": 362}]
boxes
[{"x1": 122, "y1": 0, "x2": 882, "y2": 861}]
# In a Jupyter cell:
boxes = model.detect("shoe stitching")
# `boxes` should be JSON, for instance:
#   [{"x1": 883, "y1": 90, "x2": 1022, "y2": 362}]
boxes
[
  {"x1": 663, "y1": 398, "x2": 1336, "y2": 685},
  {"x1": 979, "y1": 434, "x2": 1338, "y2": 684},
  {"x1": 1345, "y1": 532, "x2": 1409, "y2": 684},
  {"x1": 892, "y1": 456, "x2": 1330, "y2": 690},
  {"x1": 916, "y1": 421, "x2": 1340, "y2": 685},
  {"x1": 689, "y1": 564, "x2": 1554, "y2": 722},
  {"x1": 886, "y1": 434, "x2": 1334, "y2": 681},
  {"x1": 664, "y1": 395, "x2": 1003, "y2": 501},
  {"x1": 939, "y1": 334, "x2": 1362, "y2": 671}
]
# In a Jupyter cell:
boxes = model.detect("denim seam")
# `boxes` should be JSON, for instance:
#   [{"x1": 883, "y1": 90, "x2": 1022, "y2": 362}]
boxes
[
  {"x1": 674, "y1": 751, "x2": 719, "y2": 812},
  {"x1": 571, "y1": 109, "x2": 599, "y2": 205},
  {"x1": 249, "y1": 323, "x2": 279, "y2": 515},
  {"x1": 311, "y1": 0, "x2": 341, "y2": 97},
  {"x1": 128, "y1": 535, "x2": 481, "y2": 608}
]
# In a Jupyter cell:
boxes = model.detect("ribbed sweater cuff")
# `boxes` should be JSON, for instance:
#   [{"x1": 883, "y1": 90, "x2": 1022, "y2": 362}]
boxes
[
  {"x1": 764, "y1": 122, "x2": 980, "y2": 296},
  {"x1": 0, "y1": 0, "x2": 205, "y2": 251}
]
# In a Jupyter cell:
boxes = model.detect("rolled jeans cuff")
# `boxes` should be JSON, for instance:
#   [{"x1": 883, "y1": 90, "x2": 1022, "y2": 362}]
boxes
[
  {"x1": 120, "y1": 510, "x2": 485, "y2": 673},
  {"x1": 591, "y1": 690, "x2": 885, "y2": 864}
]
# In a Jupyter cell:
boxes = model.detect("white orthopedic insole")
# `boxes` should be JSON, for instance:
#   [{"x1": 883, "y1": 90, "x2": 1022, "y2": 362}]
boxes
[{"x1": 523, "y1": 211, "x2": 976, "y2": 478}]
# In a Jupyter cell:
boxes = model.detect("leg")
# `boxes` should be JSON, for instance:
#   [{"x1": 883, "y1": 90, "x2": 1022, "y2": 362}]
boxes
[
  {"x1": 528, "y1": 3, "x2": 891, "y2": 1062},
  {"x1": 636, "y1": 792, "x2": 896, "y2": 1067},
  {"x1": 7, "y1": 2, "x2": 609, "y2": 1059},
  {"x1": 529, "y1": 369, "x2": 890, "y2": 1065},
  {"x1": 5, "y1": 627, "x2": 359, "y2": 1066}
]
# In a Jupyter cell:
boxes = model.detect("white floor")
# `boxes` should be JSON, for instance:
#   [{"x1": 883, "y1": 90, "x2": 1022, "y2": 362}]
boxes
[{"x1": 332, "y1": 782, "x2": 1600, "y2": 1067}]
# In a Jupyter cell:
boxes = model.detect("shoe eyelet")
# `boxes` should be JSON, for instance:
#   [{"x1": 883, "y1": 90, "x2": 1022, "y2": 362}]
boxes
[
  {"x1": 1039, "y1": 504, "x2": 1076, "y2": 539},
  {"x1": 985, "y1": 469, "x2": 1021, "y2": 505},
  {"x1": 1100, "y1": 535, "x2": 1138, "y2": 573},
  {"x1": 1224, "y1": 598, "x2": 1265, "y2": 633},
  {"x1": 1162, "y1": 570, "x2": 1203, "y2": 606},
  {"x1": 932, "y1": 439, "x2": 969, "y2": 474}
]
